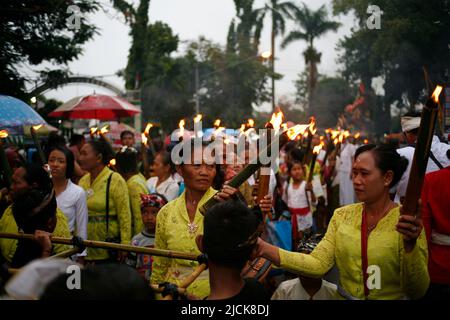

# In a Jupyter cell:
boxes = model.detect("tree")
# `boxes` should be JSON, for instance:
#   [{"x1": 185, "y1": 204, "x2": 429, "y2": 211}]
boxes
[
  {"x1": 255, "y1": 0, "x2": 300, "y2": 110},
  {"x1": 282, "y1": 3, "x2": 341, "y2": 115},
  {"x1": 0, "y1": 0, "x2": 100, "y2": 100},
  {"x1": 332, "y1": 0, "x2": 450, "y2": 135}
]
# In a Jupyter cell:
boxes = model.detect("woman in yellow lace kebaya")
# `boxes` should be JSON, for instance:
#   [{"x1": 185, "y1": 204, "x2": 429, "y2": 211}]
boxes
[
  {"x1": 78, "y1": 140, "x2": 131, "y2": 262},
  {"x1": 115, "y1": 146, "x2": 149, "y2": 236},
  {"x1": 151, "y1": 140, "x2": 243, "y2": 299},
  {"x1": 254, "y1": 144, "x2": 429, "y2": 300}
]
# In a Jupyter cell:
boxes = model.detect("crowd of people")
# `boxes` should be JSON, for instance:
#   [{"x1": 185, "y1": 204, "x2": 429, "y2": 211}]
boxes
[{"x1": 0, "y1": 111, "x2": 449, "y2": 300}]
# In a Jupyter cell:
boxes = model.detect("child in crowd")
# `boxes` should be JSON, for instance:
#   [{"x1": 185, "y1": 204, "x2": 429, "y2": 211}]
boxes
[
  {"x1": 126, "y1": 193, "x2": 167, "y2": 281},
  {"x1": 282, "y1": 161, "x2": 316, "y2": 250}
]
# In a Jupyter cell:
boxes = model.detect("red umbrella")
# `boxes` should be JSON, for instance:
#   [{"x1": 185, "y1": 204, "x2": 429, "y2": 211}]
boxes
[{"x1": 49, "y1": 94, "x2": 141, "y2": 120}]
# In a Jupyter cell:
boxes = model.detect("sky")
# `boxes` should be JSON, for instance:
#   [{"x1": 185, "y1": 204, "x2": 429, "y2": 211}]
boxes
[{"x1": 43, "y1": 0, "x2": 356, "y2": 112}]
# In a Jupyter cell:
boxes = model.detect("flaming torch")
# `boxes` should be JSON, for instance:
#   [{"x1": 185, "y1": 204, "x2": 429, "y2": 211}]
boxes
[
  {"x1": 0, "y1": 130, "x2": 13, "y2": 187},
  {"x1": 30, "y1": 124, "x2": 46, "y2": 166},
  {"x1": 303, "y1": 117, "x2": 317, "y2": 165},
  {"x1": 193, "y1": 114, "x2": 202, "y2": 138},
  {"x1": 308, "y1": 144, "x2": 323, "y2": 183},
  {"x1": 178, "y1": 119, "x2": 185, "y2": 141},
  {"x1": 403, "y1": 85, "x2": 443, "y2": 215},
  {"x1": 141, "y1": 133, "x2": 150, "y2": 179},
  {"x1": 90, "y1": 127, "x2": 98, "y2": 140},
  {"x1": 200, "y1": 123, "x2": 311, "y2": 215},
  {"x1": 256, "y1": 111, "x2": 284, "y2": 221}
]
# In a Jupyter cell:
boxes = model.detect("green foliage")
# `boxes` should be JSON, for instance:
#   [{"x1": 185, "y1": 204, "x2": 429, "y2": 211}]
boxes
[{"x1": 0, "y1": 0, "x2": 100, "y2": 100}]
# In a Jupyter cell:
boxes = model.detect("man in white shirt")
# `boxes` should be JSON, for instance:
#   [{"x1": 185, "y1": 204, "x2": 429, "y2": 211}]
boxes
[
  {"x1": 338, "y1": 140, "x2": 357, "y2": 206},
  {"x1": 394, "y1": 113, "x2": 450, "y2": 203}
]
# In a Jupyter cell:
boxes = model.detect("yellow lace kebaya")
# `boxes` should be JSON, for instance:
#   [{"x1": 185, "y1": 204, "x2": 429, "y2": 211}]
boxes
[
  {"x1": 127, "y1": 173, "x2": 149, "y2": 236},
  {"x1": 151, "y1": 187, "x2": 216, "y2": 299},
  {"x1": 0, "y1": 205, "x2": 71, "y2": 263},
  {"x1": 278, "y1": 203, "x2": 429, "y2": 300},
  {"x1": 79, "y1": 166, "x2": 132, "y2": 261}
]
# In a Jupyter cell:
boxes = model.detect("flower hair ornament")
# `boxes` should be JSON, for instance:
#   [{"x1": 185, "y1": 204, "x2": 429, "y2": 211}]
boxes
[{"x1": 140, "y1": 193, "x2": 168, "y2": 210}]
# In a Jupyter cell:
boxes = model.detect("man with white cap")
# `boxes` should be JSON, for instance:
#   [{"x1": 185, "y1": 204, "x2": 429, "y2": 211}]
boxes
[{"x1": 394, "y1": 111, "x2": 450, "y2": 203}]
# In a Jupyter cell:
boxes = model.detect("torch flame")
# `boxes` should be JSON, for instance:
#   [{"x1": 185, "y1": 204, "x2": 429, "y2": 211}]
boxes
[
  {"x1": 281, "y1": 123, "x2": 288, "y2": 131},
  {"x1": 338, "y1": 134, "x2": 344, "y2": 144},
  {"x1": 309, "y1": 117, "x2": 317, "y2": 135},
  {"x1": 364, "y1": 139, "x2": 369, "y2": 144},
  {"x1": 432, "y1": 85, "x2": 443, "y2": 103},
  {"x1": 354, "y1": 132, "x2": 361, "y2": 139},
  {"x1": 247, "y1": 119, "x2": 255, "y2": 128},
  {"x1": 144, "y1": 123, "x2": 153, "y2": 135},
  {"x1": 193, "y1": 114, "x2": 202, "y2": 123},
  {"x1": 214, "y1": 119, "x2": 221, "y2": 128},
  {"x1": 100, "y1": 125, "x2": 109, "y2": 135},
  {"x1": 90, "y1": 127, "x2": 98, "y2": 135},
  {"x1": 331, "y1": 130, "x2": 340, "y2": 140},
  {"x1": 269, "y1": 111, "x2": 284, "y2": 131},
  {"x1": 224, "y1": 138, "x2": 230, "y2": 145},
  {"x1": 32, "y1": 124, "x2": 43, "y2": 131},
  {"x1": 141, "y1": 133, "x2": 148, "y2": 146},
  {"x1": 313, "y1": 145, "x2": 322, "y2": 155},
  {"x1": 333, "y1": 138, "x2": 339, "y2": 145},
  {"x1": 0, "y1": 130, "x2": 8, "y2": 138},
  {"x1": 286, "y1": 124, "x2": 311, "y2": 140},
  {"x1": 179, "y1": 119, "x2": 185, "y2": 136},
  {"x1": 239, "y1": 124, "x2": 246, "y2": 134},
  {"x1": 109, "y1": 159, "x2": 116, "y2": 166}
]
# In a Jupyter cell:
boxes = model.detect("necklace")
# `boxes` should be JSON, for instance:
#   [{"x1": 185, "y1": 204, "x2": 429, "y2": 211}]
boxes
[
  {"x1": 187, "y1": 221, "x2": 199, "y2": 235},
  {"x1": 365, "y1": 200, "x2": 394, "y2": 232}
]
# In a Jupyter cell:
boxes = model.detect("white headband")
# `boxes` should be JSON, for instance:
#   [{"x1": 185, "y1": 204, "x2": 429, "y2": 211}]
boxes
[{"x1": 401, "y1": 116, "x2": 421, "y2": 132}]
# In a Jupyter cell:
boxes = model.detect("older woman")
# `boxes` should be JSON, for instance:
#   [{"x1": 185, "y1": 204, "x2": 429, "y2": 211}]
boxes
[
  {"x1": 253, "y1": 144, "x2": 429, "y2": 300},
  {"x1": 150, "y1": 140, "x2": 271, "y2": 299},
  {"x1": 78, "y1": 140, "x2": 131, "y2": 263}
]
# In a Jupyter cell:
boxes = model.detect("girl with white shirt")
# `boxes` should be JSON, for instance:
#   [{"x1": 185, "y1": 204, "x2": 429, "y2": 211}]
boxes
[
  {"x1": 48, "y1": 146, "x2": 88, "y2": 262},
  {"x1": 282, "y1": 161, "x2": 316, "y2": 250},
  {"x1": 146, "y1": 151, "x2": 179, "y2": 202}
]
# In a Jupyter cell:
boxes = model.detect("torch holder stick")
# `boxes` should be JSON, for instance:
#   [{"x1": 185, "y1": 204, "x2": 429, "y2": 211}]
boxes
[{"x1": 30, "y1": 127, "x2": 46, "y2": 166}]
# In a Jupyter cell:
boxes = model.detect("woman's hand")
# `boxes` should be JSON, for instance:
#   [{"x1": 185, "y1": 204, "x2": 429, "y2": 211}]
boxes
[
  {"x1": 305, "y1": 182, "x2": 313, "y2": 192},
  {"x1": 257, "y1": 194, "x2": 272, "y2": 212},
  {"x1": 34, "y1": 230, "x2": 52, "y2": 257},
  {"x1": 251, "y1": 237, "x2": 281, "y2": 266},
  {"x1": 213, "y1": 184, "x2": 239, "y2": 202},
  {"x1": 397, "y1": 200, "x2": 423, "y2": 252}
]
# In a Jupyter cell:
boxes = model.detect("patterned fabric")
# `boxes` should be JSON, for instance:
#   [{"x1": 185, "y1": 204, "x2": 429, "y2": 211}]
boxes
[
  {"x1": 150, "y1": 188, "x2": 217, "y2": 299},
  {"x1": 0, "y1": 205, "x2": 71, "y2": 263},
  {"x1": 140, "y1": 193, "x2": 167, "y2": 210},
  {"x1": 278, "y1": 203, "x2": 429, "y2": 300},
  {"x1": 79, "y1": 166, "x2": 131, "y2": 261},
  {"x1": 0, "y1": 95, "x2": 45, "y2": 127}
]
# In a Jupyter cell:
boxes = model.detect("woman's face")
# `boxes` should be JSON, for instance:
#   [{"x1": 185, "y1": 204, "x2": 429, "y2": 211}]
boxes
[
  {"x1": 10, "y1": 167, "x2": 30, "y2": 200},
  {"x1": 178, "y1": 162, "x2": 216, "y2": 193},
  {"x1": 79, "y1": 143, "x2": 101, "y2": 172},
  {"x1": 352, "y1": 151, "x2": 393, "y2": 203},
  {"x1": 48, "y1": 150, "x2": 67, "y2": 179},
  {"x1": 152, "y1": 154, "x2": 170, "y2": 178}
]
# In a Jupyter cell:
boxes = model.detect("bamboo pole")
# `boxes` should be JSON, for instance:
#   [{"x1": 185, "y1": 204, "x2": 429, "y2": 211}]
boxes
[
  {"x1": 0, "y1": 232, "x2": 199, "y2": 261},
  {"x1": 49, "y1": 247, "x2": 81, "y2": 259},
  {"x1": 160, "y1": 263, "x2": 208, "y2": 300}
]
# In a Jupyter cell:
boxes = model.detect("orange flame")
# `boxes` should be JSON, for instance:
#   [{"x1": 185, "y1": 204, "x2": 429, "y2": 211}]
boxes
[
  {"x1": 32, "y1": 124, "x2": 43, "y2": 131},
  {"x1": 286, "y1": 124, "x2": 311, "y2": 140},
  {"x1": 354, "y1": 132, "x2": 361, "y2": 139},
  {"x1": 331, "y1": 130, "x2": 340, "y2": 139},
  {"x1": 313, "y1": 144, "x2": 322, "y2": 155},
  {"x1": 141, "y1": 133, "x2": 148, "y2": 146},
  {"x1": 432, "y1": 85, "x2": 443, "y2": 103},
  {"x1": 333, "y1": 138, "x2": 339, "y2": 145},
  {"x1": 109, "y1": 159, "x2": 116, "y2": 166},
  {"x1": 338, "y1": 134, "x2": 344, "y2": 143},
  {"x1": 364, "y1": 139, "x2": 369, "y2": 144},
  {"x1": 179, "y1": 119, "x2": 185, "y2": 136},
  {"x1": 247, "y1": 119, "x2": 255, "y2": 128},
  {"x1": 239, "y1": 124, "x2": 246, "y2": 134},
  {"x1": 0, "y1": 130, "x2": 8, "y2": 138},
  {"x1": 309, "y1": 117, "x2": 317, "y2": 135},
  {"x1": 281, "y1": 123, "x2": 288, "y2": 131},
  {"x1": 99, "y1": 125, "x2": 109, "y2": 135},
  {"x1": 144, "y1": 123, "x2": 153, "y2": 135},
  {"x1": 269, "y1": 111, "x2": 284, "y2": 131},
  {"x1": 224, "y1": 138, "x2": 230, "y2": 145},
  {"x1": 214, "y1": 119, "x2": 221, "y2": 128},
  {"x1": 90, "y1": 127, "x2": 98, "y2": 135},
  {"x1": 193, "y1": 114, "x2": 202, "y2": 123}
]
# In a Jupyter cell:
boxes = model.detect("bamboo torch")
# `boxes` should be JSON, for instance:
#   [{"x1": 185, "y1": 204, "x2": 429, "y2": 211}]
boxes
[
  {"x1": 403, "y1": 85, "x2": 443, "y2": 215},
  {"x1": 30, "y1": 124, "x2": 46, "y2": 166},
  {"x1": 141, "y1": 133, "x2": 150, "y2": 179},
  {"x1": 256, "y1": 111, "x2": 284, "y2": 221},
  {"x1": 307, "y1": 145, "x2": 323, "y2": 183},
  {"x1": 200, "y1": 123, "x2": 311, "y2": 215},
  {"x1": 89, "y1": 127, "x2": 98, "y2": 140},
  {"x1": 303, "y1": 117, "x2": 316, "y2": 165},
  {"x1": 0, "y1": 130, "x2": 13, "y2": 187}
]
